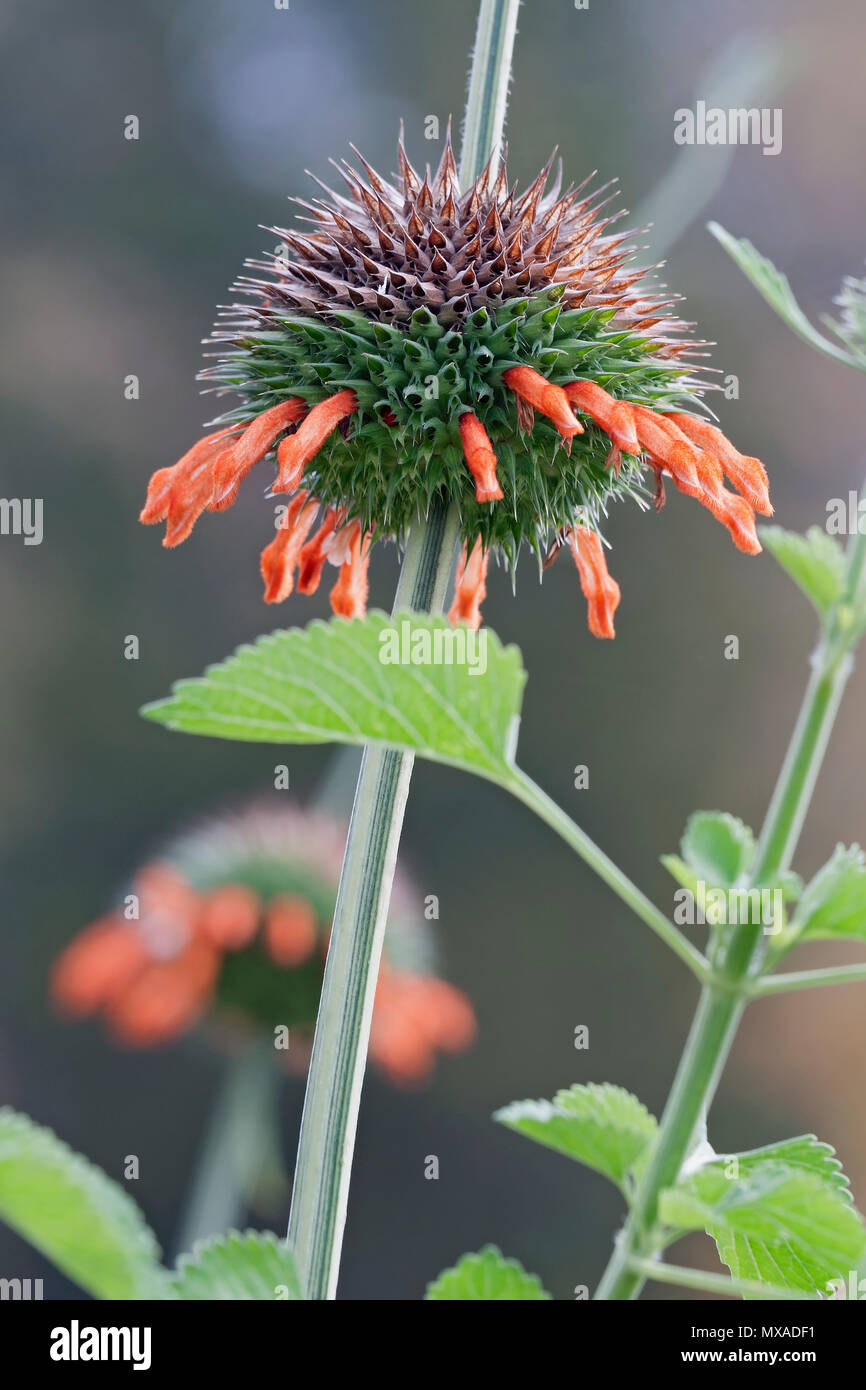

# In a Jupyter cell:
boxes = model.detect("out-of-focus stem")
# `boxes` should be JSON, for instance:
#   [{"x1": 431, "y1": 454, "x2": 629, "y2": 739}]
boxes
[{"x1": 174, "y1": 1043, "x2": 282, "y2": 1258}]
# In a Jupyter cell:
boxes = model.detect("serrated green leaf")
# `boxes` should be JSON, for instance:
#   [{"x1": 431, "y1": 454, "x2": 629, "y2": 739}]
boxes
[
  {"x1": 791, "y1": 844, "x2": 866, "y2": 942},
  {"x1": 425, "y1": 1245, "x2": 551, "y2": 1300},
  {"x1": 680, "y1": 812, "x2": 755, "y2": 888},
  {"x1": 660, "y1": 1136, "x2": 866, "y2": 1296},
  {"x1": 0, "y1": 1108, "x2": 166, "y2": 1300},
  {"x1": 495, "y1": 1084, "x2": 657, "y2": 1196},
  {"x1": 142, "y1": 612, "x2": 526, "y2": 785},
  {"x1": 760, "y1": 525, "x2": 847, "y2": 618},
  {"x1": 171, "y1": 1230, "x2": 302, "y2": 1300},
  {"x1": 731, "y1": 1136, "x2": 852, "y2": 1194},
  {"x1": 709, "y1": 223, "x2": 857, "y2": 369}
]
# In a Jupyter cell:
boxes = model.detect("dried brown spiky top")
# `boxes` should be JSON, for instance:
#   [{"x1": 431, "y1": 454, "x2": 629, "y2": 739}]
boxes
[{"x1": 230, "y1": 126, "x2": 690, "y2": 357}]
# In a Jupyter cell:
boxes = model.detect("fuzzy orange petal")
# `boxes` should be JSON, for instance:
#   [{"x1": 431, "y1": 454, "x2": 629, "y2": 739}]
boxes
[
  {"x1": 631, "y1": 404, "x2": 703, "y2": 498},
  {"x1": 272, "y1": 390, "x2": 358, "y2": 494},
  {"x1": 458, "y1": 413, "x2": 503, "y2": 502},
  {"x1": 636, "y1": 409, "x2": 762, "y2": 555},
  {"x1": 569, "y1": 527, "x2": 621, "y2": 639},
  {"x1": 260, "y1": 492, "x2": 318, "y2": 603},
  {"x1": 663, "y1": 413, "x2": 772, "y2": 515},
  {"x1": 503, "y1": 365, "x2": 583, "y2": 441},
  {"x1": 448, "y1": 538, "x2": 488, "y2": 630},
  {"x1": 296, "y1": 508, "x2": 342, "y2": 594},
  {"x1": 329, "y1": 525, "x2": 370, "y2": 618},
  {"x1": 210, "y1": 399, "x2": 307, "y2": 510},
  {"x1": 140, "y1": 426, "x2": 239, "y2": 530},
  {"x1": 564, "y1": 381, "x2": 639, "y2": 454}
]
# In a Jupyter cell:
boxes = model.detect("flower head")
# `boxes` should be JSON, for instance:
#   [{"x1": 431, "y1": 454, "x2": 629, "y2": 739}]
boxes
[
  {"x1": 51, "y1": 804, "x2": 475, "y2": 1085},
  {"x1": 142, "y1": 130, "x2": 770, "y2": 637}
]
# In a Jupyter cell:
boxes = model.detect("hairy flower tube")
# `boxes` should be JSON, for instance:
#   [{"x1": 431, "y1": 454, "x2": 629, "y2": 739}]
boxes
[
  {"x1": 51, "y1": 805, "x2": 475, "y2": 1085},
  {"x1": 141, "y1": 131, "x2": 770, "y2": 637}
]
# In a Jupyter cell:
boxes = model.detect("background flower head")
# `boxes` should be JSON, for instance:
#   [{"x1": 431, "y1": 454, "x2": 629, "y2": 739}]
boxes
[{"x1": 51, "y1": 803, "x2": 475, "y2": 1086}]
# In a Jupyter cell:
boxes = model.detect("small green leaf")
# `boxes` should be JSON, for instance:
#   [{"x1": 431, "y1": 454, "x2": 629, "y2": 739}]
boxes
[
  {"x1": 425, "y1": 1245, "x2": 551, "y2": 1300},
  {"x1": 0, "y1": 1108, "x2": 166, "y2": 1300},
  {"x1": 680, "y1": 811, "x2": 755, "y2": 888},
  {"x1": 660, "y1": 1136, "x2": 866, "y2": 1296},
  {"x1": 171, "y1": 1231, "x2": 302, "y2": 1300},
  {"x1": 495, "y1": 1084, "x2": 657, "y2": 1196},
  {"x1": 709, "y1": 223, "x2": 857, "y2": 369},
  {"x1": 660, "y1": 854, "x2": 700, "y2": 896},
  {"x1": 791, "y1": 845, "x2": 866, "y2": 942},
  {"x1": 143, "y1": 612, "x2": 526, "y2": 786},
  {"x1": 760, "y1": 526, "x2": 847, "y2": 618},
  {"x1": 731, "y1": 1136, "x2": 852, "y2": 1194}
]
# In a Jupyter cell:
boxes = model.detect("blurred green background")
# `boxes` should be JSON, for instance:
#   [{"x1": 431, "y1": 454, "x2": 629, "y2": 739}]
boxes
[{"x1": 2, "y1": 0, "x2": 865, "y2": 1299}]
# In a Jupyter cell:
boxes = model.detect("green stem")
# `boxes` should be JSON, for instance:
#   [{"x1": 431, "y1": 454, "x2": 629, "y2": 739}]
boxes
[
  {"x1": 459, "y1": 0, "x2": 521, "y2": 187},
  {"x1": 595, "y1": 527, "x2": 864, "y2": 1300},
  {"x1": 749, "y1": 650, "x2": 852, "y2": 885},
  {"x1": 286, "y1": 0, "x2": 519, "y2": 1301},
  {"x1": 508, "y1": 771, "x2": 709, "y2": 980},
  {"x1": 174, "y1": 1044, "x2": 282, "y2": 1258},
  {"x1": 753, "y1": 961, "x2": 866, "y2": 995},
  {"x1": 287, "y1": 504, "x2": 459, "y2": 1298},
  {"x1": 627, "y1": 1257, "x2": 817, "y2": 1301}
]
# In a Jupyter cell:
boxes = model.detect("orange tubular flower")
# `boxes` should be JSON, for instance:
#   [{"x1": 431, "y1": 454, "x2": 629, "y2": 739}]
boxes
[
  {"x1": 140, "y1": 426, "x2": 241, "y2": 548},
  {"x1": 502, "y1": 365, "x2": 583, "y2": 444},
  {"x1": 569, "y1": 527, "x2": 621, "y2": 639},
  {"x1": 210, "y1": 398, "x2": 307, "y2": 510},
  {"x1": 199, "y1": 885, "x2": 261, "y2": 950},
  {"x1": 630, "y1": 404, "x2": 702, "y2": 499},
  {"x1": 105, "y1": 939, "x2": 220, "y2": 1047},
  {"x1": 296, "y1": 508, "x2": 341, "y2": 594},
  {"x1": 449, "y1": 539, "x2": 489, "y2": 630},
  {"x1": 630, "y1": 406, "x2": 760, "y2": 555},
  {"x1": 563, "y1": 381, "x2": 639, "y2": 457},
  {"x1": 50, "y1": 805, "x2": 476, "y2": 1083},
  {"x1": 370, "y1": 967, "x2": 478, "y2": 1084},
  {"x1": 261, "y1": 492, "x2": 318, "y2": 604},
  {"x1": 141, "y1": 133, "x2": 771, "y2": 639},
  {"x1": 329, "y1": 524, "x2": 371, "y2": 618},
  {"x1": 273, "y1": 390, "x2": 358, "y2": 494},
  {"x1": 51, "y1": 920, "x2": 150, "y2": 1017},
  {"x1": 663, "y1": 413, "x2": 772, "y2": 516},
  {"x1": 264, "y1": 895, "x2": 318, "y2": 967},
  {"x1": 459, "y1": 413, "x2": 504, "y2": 502}
]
